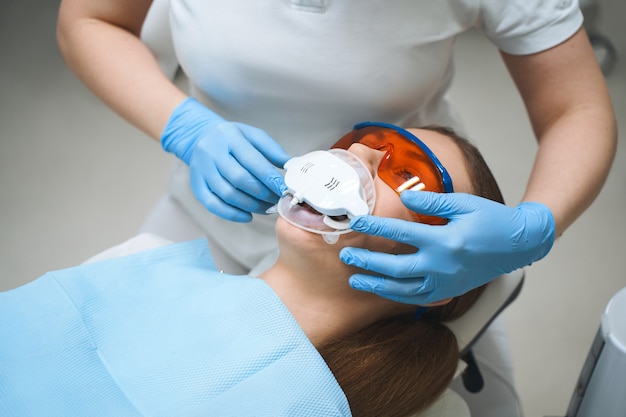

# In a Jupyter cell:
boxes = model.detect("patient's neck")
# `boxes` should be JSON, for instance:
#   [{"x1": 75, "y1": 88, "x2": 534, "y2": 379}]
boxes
[{"x1": 259, "y1": 247, "x2": 413, "y2": 347}]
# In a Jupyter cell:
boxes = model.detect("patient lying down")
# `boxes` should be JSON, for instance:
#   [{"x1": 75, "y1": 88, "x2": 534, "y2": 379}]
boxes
[{"x1": 0, "y1": 124, "x2": 504, "y2": 417}]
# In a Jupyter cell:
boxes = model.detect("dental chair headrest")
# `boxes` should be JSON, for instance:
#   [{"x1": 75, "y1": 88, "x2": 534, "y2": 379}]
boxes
[{"x1": 445, "y1": 269, "x2": 524, "y2": 356}]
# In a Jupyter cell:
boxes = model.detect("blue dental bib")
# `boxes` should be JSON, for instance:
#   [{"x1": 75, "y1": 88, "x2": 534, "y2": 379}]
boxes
[{"x1": 0, "y1": 239, "x2": 350, "y2": 416}]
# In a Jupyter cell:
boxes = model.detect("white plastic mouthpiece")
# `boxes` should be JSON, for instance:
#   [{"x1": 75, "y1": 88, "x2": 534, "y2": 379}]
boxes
[{"x1": 277, "y1": 149, "x2": 376, "y2": 244}]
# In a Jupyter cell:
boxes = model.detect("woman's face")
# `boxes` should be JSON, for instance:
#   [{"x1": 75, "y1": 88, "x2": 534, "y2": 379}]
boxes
[
  {"x1": 353, "y1": 127, "x2": 473, "y2": 219},
  {"x1": 276, "y1": 128, "x2": 473, "y2": 252},
  {"x1": 347, "y1": 128, "x2": 472, "y2": 252}
]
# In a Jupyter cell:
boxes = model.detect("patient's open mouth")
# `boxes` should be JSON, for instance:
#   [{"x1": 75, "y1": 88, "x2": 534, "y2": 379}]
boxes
[
  {"x1": 300, "y1": 202, "x2": 321, "y2": 215},
  {"x1": 299, "y1": 202, "x2": 348, "y2": 222}
]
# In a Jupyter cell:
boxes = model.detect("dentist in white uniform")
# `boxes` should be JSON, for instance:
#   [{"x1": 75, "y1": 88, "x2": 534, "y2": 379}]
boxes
[{"x1": 57, "y1": 0, "x2": 616, "y2": 415}]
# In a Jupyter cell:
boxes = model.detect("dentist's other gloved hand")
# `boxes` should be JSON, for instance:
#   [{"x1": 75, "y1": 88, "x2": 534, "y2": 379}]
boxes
[
  {"x1": 161, "y1": 97, "x2": 291, "y2": 222},
  {"x1": 340, "y1": 191, "x2": 555, "y2": 304}
]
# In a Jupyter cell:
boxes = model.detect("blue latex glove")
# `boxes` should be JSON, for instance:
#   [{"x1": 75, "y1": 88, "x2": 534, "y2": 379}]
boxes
[
  {"x1": 340, "y1": 191, "x2": 555, "y2": 304},
  {"x1": 161, "y1": 98, "x2": 291, "y2": 222}
]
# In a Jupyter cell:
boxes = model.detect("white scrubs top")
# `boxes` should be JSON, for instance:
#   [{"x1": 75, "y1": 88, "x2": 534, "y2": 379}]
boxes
[{"x1": 142, "y1": 0, "x2": 583, "y2": 268}]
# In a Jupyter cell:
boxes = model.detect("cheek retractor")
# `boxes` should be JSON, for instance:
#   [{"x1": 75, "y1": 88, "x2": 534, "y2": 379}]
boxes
[{"x1": 274, "y1": 149, "x2": 376, "y2": 244}]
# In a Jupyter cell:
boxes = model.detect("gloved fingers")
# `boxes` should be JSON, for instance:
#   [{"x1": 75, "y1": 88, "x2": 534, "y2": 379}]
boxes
[
  {"x1": 400, "y1": 190, "x2": 480, "y2": 218},
  {"x1": 190, "y1": 170, "x2": 257, "y2": 223},
  {"x1": 235, "y1": 123, "x2": 292, "y2": 168},
  {"x1": 212, "y1": 155, "x2": 283, "y2": 205},
  {"x1": 349, "y1": 215, "x2": 434, "y2": 247},
  {"x1": 227, "y1": 151, "x2": 287, "y2": 199},
  {"x1": 339, "y1": 247, "x2": 428, "y2": 279},
  {"x1": 348, "y1": 274, "x2": 435, "y2": 305},
  {"x1": 204, "y1": 176, "x2": 275, "y2": 215},
  {"x1": 233, "y1": 123, "x2": 290, "y2": 194},
  {"x1": 227, "y1": 150, "x2": 288, "y2": 198}
]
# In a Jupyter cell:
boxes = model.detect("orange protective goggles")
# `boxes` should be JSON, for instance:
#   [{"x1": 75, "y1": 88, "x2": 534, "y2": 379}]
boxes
[{"x1": 332, "y1": 122, "x2": 454, "y2": 225}]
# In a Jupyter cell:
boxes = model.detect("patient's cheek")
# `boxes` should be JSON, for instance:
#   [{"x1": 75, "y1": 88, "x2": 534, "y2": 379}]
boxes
[{"x1": 373, "y1": 179, "x2": 414, "y2": 222}]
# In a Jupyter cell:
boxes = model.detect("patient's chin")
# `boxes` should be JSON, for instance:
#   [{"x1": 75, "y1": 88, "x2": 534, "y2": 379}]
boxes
[
  {"x1": 276, "y1": 217, "x2": 323, "y2": 247},
  {"x1": 276, "y1": 217, "x2": 353, "y2": 251}
]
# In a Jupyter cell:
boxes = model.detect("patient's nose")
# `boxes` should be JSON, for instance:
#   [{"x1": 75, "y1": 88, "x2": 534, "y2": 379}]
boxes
[{"x1": 347, "y1": 143, "x2": 384, "y2": 179}]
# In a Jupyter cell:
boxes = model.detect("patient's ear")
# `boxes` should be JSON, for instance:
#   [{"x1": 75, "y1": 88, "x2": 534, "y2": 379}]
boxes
[{"x1": 423, "y1": 298, "x2": 453, "y2": 307}]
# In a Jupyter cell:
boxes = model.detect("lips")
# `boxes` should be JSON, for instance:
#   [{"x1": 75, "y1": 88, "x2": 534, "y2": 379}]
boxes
[
  {"x1": 299, "y1": 201, "x2": 350, "y2": 222},
  {"x1": 277, "y1": 195, "x2": 342, "y2": 232},
  {"x1": 287, "y1": 201, "x2": 327, "y2": 228},
  {"x1": 300, "y1": 202, "x2": 321, "y2": 216}
]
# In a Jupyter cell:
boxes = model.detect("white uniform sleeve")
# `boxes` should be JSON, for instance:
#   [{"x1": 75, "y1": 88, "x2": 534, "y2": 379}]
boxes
[
  {"x1": 476, "y1": 0, "x2": 584, "y2": 55},
  {"x1": 141, "y1": 0, "x2": 179, "y2": 80}
]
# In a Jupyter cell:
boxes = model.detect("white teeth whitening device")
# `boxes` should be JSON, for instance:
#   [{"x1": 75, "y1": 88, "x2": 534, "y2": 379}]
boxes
[{"x1": 272, "y1": 149, "x2": 376, "y2": 244}]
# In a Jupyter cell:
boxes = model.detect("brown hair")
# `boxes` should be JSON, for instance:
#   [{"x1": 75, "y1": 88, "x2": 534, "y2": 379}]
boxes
[{"x1": 318, "y1": 125, "x2": 504, "y2": 417}]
